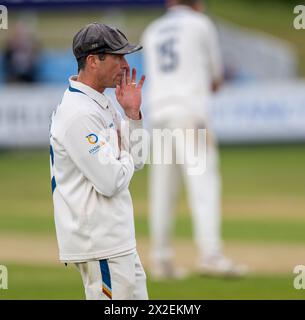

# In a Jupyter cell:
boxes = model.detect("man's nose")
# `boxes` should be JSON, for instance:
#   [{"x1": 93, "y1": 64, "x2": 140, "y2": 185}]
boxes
[{"x1": 121, "y1": 57, "x2": 129, "y2": 68}]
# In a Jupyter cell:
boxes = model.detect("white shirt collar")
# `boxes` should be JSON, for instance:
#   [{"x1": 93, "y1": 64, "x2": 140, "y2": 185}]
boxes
[{"x1": 69, "y1": 76, "x2": 108, "y2": 109}]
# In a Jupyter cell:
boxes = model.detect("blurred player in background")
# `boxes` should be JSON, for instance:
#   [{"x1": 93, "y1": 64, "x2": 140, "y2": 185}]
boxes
[{"x1": 142, "y1": 0, "x2": 247, "y2": 279}]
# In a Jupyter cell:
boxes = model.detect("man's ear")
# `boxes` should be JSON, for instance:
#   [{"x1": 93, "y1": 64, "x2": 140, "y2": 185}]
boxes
[{"x1": 86, "y1": 55, "x2": 98, "y2": 70}]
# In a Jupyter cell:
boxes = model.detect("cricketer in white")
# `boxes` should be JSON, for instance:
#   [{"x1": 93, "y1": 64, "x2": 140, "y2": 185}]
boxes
[
  {"x1": 49, "y1": 23, "x2": 148, "y2": 300},
  {"x1": 50, "y1": 76, "x2": 143, "y2": 261}
]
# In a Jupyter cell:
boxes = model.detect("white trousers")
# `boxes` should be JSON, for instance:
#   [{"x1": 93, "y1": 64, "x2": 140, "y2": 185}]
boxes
[
  {"x1": 75, "y1": 251, "x2": 148, "y2": 300},
  {"x1": 149, "y1": 117, "x2": 222, "y2": 264}
]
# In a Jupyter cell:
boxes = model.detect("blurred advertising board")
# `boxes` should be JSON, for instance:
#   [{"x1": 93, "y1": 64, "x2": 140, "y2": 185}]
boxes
[
  {"x1": 210, "y1": 81, "x2": 305, "y2": 144},
  {"x1": 0, "y1": 81, "x2": 305, "y2": 148},
  {"x1": 0, "y1": 85, "x2": 64, "y2": 148}
]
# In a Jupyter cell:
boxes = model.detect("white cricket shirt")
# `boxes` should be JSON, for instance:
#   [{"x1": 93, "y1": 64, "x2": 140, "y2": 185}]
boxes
[
  {"x1": 142, "y1": 5, "x2": 223, "y2": 124},
  {"x1": 50, "y1": 76, "x2": 144, "y2": 262}
]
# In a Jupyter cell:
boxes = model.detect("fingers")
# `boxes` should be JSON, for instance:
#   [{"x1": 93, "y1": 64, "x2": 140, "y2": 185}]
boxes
[
  {"x1": 137, "y1": 75, "x2": 145, "y2": 89},
  {"x1": 131, "y1": 68, "x2": 136, "y2": 85},
  {"x1": 125, "y1": 65, "x2": 131, "y2": 86},
  {"x1": 121, "y1": 66, "x2": 145, "y2": 89},
  {"x1": 121, "y1": 69, "x2": 126, "y2": 90}
]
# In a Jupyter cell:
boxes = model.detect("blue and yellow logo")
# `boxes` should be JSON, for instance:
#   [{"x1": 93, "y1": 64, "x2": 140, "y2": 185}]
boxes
[{"x1": 86, "y1": 134, "x2": 98, "y2": 145}]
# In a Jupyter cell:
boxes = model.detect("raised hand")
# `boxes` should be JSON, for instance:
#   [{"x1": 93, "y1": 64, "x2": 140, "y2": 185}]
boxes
[{"x1": 115, "y1": 66, "x2": 145, "y2": 120}]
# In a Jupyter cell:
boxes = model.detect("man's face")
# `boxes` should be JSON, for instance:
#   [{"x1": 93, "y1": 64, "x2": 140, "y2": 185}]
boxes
[{"x1": 96, "y1": 54, "x2": 129, "y2": 88}]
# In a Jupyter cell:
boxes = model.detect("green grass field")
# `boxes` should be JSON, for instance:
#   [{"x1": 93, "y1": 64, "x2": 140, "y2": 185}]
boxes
[
  {"x1": 0, "y1": 264, "x2": 304, "y2": 300},
  {"x1": 0, "y1": 145, "x2": 305, "y2": 299}
]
